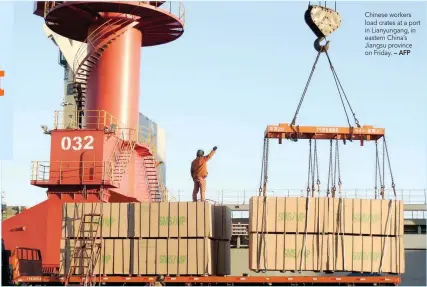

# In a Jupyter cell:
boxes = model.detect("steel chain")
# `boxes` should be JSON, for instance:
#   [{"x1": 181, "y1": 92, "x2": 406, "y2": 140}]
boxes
[
  {"x1": 336, "y1": 139, "x2": 342, "y2": 197},
  {"x1": 315, "y1": 139, "x2": 320, "y2": 185},
  {"x1": 314, "y1": 139, "x2": 320, "y2": 196},
  {"x1": 291, "y1": 51, "x2": 322, "y2": 126},
  {"x1": 333, "y1": 141, "x2": 337, "y2": 186},
  {"x1": 383, "y1": 137, "x2": 397, "y2": 198},
  {"x1": 336, "y1": 139, "x2": 342, "y2": 186},
  {"x1": 311, "y1": 141, "x2": 316, "y2": 195},
  {"x1": 327, "y1": 139, "x2": 333, "y2": 196},
  {"x1": 307, "y1": 139, "x2": 312, "y2": 197},
  {"x1": 325, "y1": 51, "x2": 361, "y2": 128},
  {"x1": 263, "y1": 139, "x2": 270, "y2": 197},
  {"x1": 374, "y1": 141, "x2": 379, "y2": 199},
  {"x1": 258, "y1": 139, "x2": 266, "y2": 196},
  {"x1": 382, "y1": 138, "x2": 386, "y2": 194},
  {"x1": 375, "y1": 140, "x2": 384, "y2": 199}
]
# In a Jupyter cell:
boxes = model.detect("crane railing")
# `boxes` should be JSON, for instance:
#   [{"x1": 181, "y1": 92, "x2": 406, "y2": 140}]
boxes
[
  {"x1": 169, "y1": 188, "x2": 427, "y2": 205},
  {"x1": 44, "y1": 2, "x2": 185, "y2": 28},
  {"x1": 139, "y1": 1, "x2": 186, "y2": 27},
  {"x1": 30, "y1": 161, "x2": 115, "y2": 184},
  {"x1": 53, "y1": 109, "x2": 157, "y2": 153}
]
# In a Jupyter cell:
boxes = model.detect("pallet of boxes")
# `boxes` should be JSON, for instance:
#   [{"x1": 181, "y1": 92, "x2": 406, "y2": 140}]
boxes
[
  {"x1": 61, "y1": 202, "x2": 232, "y2": 276},
  {"x1": 249, "y1": 196, "x2": 404, "y2": 273}
]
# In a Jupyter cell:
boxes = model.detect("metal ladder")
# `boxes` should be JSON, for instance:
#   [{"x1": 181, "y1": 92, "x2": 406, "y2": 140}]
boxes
[{"x1": 65, "y1": 203, "x2": 103, "y2": 286}]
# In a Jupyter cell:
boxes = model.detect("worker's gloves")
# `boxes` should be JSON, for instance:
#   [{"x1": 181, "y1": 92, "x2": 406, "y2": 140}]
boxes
[{"x1": 213, "y1": 146, "x2": 218, "y2": 151}]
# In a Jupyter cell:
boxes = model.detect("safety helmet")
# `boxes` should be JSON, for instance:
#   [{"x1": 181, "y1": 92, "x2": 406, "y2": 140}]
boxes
[{"x1": 196, "y1": 150, "x2": 204, "y2": 157}]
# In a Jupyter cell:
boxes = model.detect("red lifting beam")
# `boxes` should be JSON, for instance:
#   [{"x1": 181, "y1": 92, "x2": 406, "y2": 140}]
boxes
[
  {"x1": 0, "y1": 70, "x2": 4, "y2": 96},
  {"x1": 265, "y1": 124, "x2": 385, "y2": 145}
]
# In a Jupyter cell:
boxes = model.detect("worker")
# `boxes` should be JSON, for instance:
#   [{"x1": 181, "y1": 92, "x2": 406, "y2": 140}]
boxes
[{"x1": 191, "y1": 146, "x2": 217, "y2": 202}]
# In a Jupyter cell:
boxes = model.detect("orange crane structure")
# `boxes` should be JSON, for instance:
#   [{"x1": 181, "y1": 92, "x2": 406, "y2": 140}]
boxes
[
  {"x1": 2, "y1": 1, "x2": 185, "y2": 285},
  {"x1": 2, "y1": 2, "x2": 402, "y2": 286},
  {"x1": 0, "y1": 70, "x2": 4, "y2": 96}
]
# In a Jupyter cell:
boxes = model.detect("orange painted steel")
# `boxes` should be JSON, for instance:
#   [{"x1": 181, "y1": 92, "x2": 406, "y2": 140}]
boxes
[
  {"x1": 30, "y1": 161, "x2": 116, "y2": 188},
  {"x1": 41, "y1": 2, "x2": 185, "y2": 45},
  {"x1": 13, "y1": 275, "x2": 401, "y2": 285},
  {"x1": 265, "y1": 123, "x2": 385, "y2": 143},
  {"x1": 86, "y1": 24, "x2": 142, "y2": 132},
  {"x1": 1, "y1": 1, "x2": 182, "y2": 271},
  {"x1": 0, "y1": 70, "x2": 4, "y2": 96},
  {"x1": 2, "y1": 199, "x2": 63, "y2": 268}
]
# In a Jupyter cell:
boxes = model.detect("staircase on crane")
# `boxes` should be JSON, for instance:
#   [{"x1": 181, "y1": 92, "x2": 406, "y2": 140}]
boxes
[
  {"x1": 111, "y1": 136, "x2": 136, "y2": 186},
  {"x1": 73, "y1": 18, "x2": 139, "y2": 110},
  {"x1": 143, "y1": 156, "x2": 163, "y2": 201}
]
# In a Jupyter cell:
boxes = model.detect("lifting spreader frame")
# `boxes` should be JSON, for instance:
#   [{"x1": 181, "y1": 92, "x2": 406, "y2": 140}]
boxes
[{"x1": 265, "y1": 124, "x2": 385, "y2": 146}]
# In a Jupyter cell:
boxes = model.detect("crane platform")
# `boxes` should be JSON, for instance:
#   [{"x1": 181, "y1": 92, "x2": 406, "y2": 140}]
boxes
[{"x1": 14, "y1": 274, "x2": 401, "y2": 286}]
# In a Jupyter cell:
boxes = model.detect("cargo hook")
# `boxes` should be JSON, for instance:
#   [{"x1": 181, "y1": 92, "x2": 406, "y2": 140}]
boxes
[{"x1": 314, "y1": 37, "x2": 330, "y2": 52}]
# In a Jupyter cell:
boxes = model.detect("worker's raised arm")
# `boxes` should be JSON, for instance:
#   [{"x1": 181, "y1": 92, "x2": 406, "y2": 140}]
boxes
[{"x1": 204, "y1": 146, "x2": 218, "y2": 161}]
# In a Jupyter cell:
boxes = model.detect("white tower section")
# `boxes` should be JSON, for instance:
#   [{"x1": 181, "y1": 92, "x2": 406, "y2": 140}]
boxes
[{"x1": 43, "y1": 24, "x2": 87, "y2": 128}]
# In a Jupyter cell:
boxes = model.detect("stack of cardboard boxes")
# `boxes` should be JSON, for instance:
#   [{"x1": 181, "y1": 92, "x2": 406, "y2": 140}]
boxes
[
  {"x1": 60, "y1": 202, "x2": 232, "y2": 276},
  {"x1": 249, "y1": 196, "x2": 405, "y2": 273}
]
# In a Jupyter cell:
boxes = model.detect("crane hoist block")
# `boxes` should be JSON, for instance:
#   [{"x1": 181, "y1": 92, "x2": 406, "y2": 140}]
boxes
[{"x1": 304, "y1": 5, "x2": 342, "y2": 39}]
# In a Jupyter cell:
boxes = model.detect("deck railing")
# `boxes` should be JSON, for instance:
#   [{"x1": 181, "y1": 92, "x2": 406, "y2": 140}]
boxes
[{"x1": 167, "y1": 188, "x2": 427, "y2": 219}]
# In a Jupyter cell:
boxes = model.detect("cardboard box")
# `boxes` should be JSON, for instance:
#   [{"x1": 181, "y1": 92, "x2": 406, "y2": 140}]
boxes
[
  {"x1": 249, "y1": 197, "x2": 404, "y2": 236},
  {"x1": 62, "y1": 203, "x2": 128, "y2": 238},
  {"x1": 132, "y1": 202, "x2": 231, "y2": 239},
  {"x1": 63, "y1": 202, "x2": 232, "y2": 240},
  {"x1": 248, "y1": 234, "x2": 404, "y2": 273},
  {"x1": 133, "y1": 202, "x2": 213, "y2": 238},
  {"x1": 249, "y1": 234, "x2": 325, "y2": 272},
  {"x1": 60, "y1": 239, "x2": 102, "y2": 275},
  {"x1": 349, "y1": 198, "x2": 404, "y2": 236},
  {"x1": 249, "y1": 197, "x2": 326, "y2": 234},
  {"x1": 61, "y1": 238, "x2": 230, "y2": 276},
  {"x1": 132, "y1": 238, "x2": 230, "y2": 275}
]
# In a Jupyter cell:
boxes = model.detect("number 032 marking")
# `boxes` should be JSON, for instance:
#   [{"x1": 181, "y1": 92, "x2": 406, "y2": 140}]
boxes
[{"x1": 61, "y1": 136, "x2": 94, "y2": 151}]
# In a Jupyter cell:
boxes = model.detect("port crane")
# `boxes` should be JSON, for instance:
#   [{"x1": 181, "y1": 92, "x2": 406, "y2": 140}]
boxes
[{"x1": 4, "y1": 2, "x2": 402, "y2": 286}]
